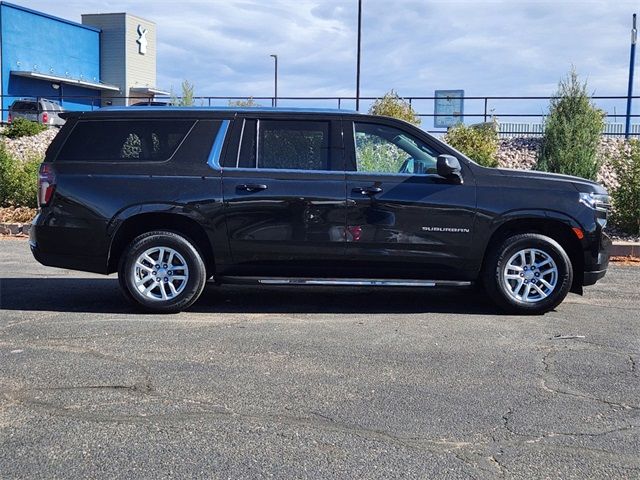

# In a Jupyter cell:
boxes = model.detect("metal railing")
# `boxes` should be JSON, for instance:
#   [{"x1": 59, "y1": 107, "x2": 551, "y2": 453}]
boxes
[{"x1": 2, "y1": 94, "x2": 640, "y2": 137}]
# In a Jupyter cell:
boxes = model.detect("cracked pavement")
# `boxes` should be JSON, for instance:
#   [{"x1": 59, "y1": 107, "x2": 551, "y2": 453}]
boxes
[{"x1": 0, "y1": 239, "x2": 639, "y2": 479}]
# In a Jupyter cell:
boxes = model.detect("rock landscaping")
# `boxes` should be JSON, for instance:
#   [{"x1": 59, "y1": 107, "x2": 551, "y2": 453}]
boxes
[
  {"x1": 496, "y1": 136, "x2": 625, "y2": 194},
  {"x1": 0, "y1": 126, "x2": 58, "y2": 161}
]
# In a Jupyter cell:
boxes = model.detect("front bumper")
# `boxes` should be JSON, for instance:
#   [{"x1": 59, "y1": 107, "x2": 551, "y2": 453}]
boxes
[
  {"x1": 583, "y1": 268, "x2": 607, "y2": 286},
  {"x1": 582, "y1": 229, "x2": 611, "y2": 286}
]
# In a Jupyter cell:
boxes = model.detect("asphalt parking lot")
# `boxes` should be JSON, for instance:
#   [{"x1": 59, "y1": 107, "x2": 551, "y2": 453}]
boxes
[{"x1": 0, "y1": 239, "x2": 639, "y2": 479}]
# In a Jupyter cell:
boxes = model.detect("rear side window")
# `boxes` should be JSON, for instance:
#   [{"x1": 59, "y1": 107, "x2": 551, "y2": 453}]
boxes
[
  {"x1": 56, "y1": 119, "x2": 195, "y2": 162},
  {"x1": 259, "y1": 120, "x2": 330, "y2": 171},
  {"x1": 11, "y1": 101, "x2": 38, "y2": 112}
]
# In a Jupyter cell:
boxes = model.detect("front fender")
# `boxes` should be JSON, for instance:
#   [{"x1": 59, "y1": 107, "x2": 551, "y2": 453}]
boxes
[{"x1": 489, "y1": 209, "x2": 582, "y2": 232}]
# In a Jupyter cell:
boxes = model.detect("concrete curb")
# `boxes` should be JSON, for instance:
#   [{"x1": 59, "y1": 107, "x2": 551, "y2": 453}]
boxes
[
  {"x1": 0, "y1": 222, "x2": 638, "y2": 257},
  {"x1": 0, "y1": 223, "x2": 31, "y2": 236},
  {"x1": 610, "y1": 241, "x2": 640, "y2": 257}
]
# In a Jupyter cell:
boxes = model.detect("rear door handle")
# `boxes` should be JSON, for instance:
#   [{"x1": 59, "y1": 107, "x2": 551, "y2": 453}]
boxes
[
  {"x1": 236, "y1": 184, "x2": 268, "y2": 192},
  {"x1": 352, "y1": 186, "x2": 383, "y2": 195}
]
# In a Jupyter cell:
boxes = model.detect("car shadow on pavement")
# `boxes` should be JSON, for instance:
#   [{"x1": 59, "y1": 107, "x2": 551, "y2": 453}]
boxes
[{"x1": 0, "y1": 277, "x2": 499, "y2": 315}]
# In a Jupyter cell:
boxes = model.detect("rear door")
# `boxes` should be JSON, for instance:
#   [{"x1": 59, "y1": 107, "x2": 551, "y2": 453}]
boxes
[
  {"x1": 220, "y1": 115, "x2": 346, "y2": 277},
  {"x1": 343, "y1": 118, "x2": 477, "y2": 280}
]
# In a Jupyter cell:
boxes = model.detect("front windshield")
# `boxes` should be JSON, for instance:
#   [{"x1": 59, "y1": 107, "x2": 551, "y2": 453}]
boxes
[{"x1": 354, "y1": 123, "x2": 438, "y2": 175}]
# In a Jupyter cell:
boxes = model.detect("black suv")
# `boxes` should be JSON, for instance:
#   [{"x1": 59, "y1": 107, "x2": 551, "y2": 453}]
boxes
[{"x1": 30, "y1": 107, "x2": 611, "y2": 314}]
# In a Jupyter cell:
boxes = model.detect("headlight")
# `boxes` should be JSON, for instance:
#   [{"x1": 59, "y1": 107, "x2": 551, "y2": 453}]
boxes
[{"x1": 579, "y1": 192, "x2": 611, "y2": 212}]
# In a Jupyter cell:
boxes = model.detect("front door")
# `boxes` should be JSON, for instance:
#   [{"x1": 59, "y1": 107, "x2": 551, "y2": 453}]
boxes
[
  {"x1": 343, "y1": 119, "x2": 477, "y2": 280},
  {"x1": 221, "y1": 116, "x2": 346, "y2": 277}
]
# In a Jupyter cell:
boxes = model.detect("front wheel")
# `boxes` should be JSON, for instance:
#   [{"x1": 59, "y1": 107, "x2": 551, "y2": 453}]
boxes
[
  {"x1": 118, "y1": 231, "x2": 207, "y2": 313},
  {"x1": 482, "y1": 233, "x2": 573, "y2": 314}
]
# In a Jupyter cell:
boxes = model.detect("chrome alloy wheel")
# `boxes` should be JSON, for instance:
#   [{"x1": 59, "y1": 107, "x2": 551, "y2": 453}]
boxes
[
  {"x1": 502, "y1": 248, "x2": 558, "y2": 303},
  {"x1": 132, "y1": 247, "x2": 189, "y2": 301}
]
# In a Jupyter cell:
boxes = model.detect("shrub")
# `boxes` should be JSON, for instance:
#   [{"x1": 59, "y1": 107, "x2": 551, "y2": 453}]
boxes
[
  {"x1": 609, "y1": 140, "x2": 640, "y2": 234},
  {"x1": 444, "y1": 120, "x2": 499, "y2": 167},
  {"x1": 0, "y1": 143, "x2": 40, "y2": 208},
  {"x1": 357, "y1": 137, "x2": 407, "y2": 174},
  {"x1": 228, "y1": 97, "x2": 262, "y2": 107},
  {"x1": 536, "y1": 69, "x2": 605, "y2": 180},
  {"x1": 368, "y1": 90, "x2": 421, "y2": 126},
  {"x1": 170, "y1": 80, "x2": 195, "y2": 106},
  {"x1": 4, "y1": 118, "x2": 47, "y2": 139}
]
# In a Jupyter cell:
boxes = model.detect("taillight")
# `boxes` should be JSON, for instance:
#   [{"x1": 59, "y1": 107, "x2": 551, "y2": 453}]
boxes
[
  {"x1": 7, "y1": 113, "x2": 11, "y2": 123},
  {"x1": 42, "y1": 112, "x2": 49, "y2": 124},
  {"x1": 38, "y1": 164, "x2": 56, "y2": 207}
]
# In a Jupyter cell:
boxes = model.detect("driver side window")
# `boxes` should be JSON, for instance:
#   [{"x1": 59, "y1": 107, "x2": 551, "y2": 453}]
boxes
[{"x1": 354, "y1": 122, "x2": 438, "y2": 175}]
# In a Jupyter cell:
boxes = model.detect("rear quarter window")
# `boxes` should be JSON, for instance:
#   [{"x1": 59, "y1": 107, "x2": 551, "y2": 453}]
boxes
[
  {"x1": 11, "y1": 101, "x2": 38, "y2": 112},
  {"x1": 56, "y1": 119, "x2": 195, "y2": 162}
]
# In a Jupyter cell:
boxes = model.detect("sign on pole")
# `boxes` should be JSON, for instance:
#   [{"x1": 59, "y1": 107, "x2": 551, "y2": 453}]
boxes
[{"x1": 434, "y1": 90, "x2": 464, "y2": 128}]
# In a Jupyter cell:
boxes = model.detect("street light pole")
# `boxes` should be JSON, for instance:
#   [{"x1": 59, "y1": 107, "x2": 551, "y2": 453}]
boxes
[
  {"x1": 270, "y1": 54, "x2": 278, "y2": 107},
  {"x1": 355, "y1": 0, "x2": 362, "y2": 111},
  {"x1": 625, "y1": 13, "x2": 637, "y2": 139}
]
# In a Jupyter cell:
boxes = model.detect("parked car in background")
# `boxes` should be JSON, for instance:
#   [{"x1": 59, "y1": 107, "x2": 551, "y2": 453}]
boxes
[
  {"x1": 8, "y1": 98, "x2": 65, "y2": 126},
  {"x1": 30, "y1": 107, "x2": 611, "y2": 314}
]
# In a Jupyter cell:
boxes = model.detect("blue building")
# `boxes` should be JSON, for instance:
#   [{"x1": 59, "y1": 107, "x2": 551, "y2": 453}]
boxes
[{"x1": 0, "y1": 2, "x2": 165, "y2": 121}]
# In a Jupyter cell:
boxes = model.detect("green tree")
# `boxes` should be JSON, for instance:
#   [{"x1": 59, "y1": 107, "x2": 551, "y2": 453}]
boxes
[
  {"x1": 610, "y1": 140, "x2": 640, "y2": 234},
  {"x1": 171, "y1": 80, "x2": 195, "y2": 106},
  {"x1": 536, "y1": 68, "x2": 605, "y2": 180},
  {"x1": 368, "y1": 90, "x2": 421, "y2": 126},
  {"x1": 444, "y1": 120, "x2": 499, "y2": 167}
]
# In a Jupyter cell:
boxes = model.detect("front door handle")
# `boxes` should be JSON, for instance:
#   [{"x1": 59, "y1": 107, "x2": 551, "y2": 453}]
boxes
[
  {"x1": 236, "y1": 183, "x2": 268, "y2": 192},
  {"x1": 352, "y1": 186, "x2": 383, "y2": 195}
]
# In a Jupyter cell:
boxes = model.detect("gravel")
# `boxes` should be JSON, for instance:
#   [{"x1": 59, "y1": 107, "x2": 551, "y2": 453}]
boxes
[{"x1": 0, "y1": 126, "x2": 58, "y2": 160}]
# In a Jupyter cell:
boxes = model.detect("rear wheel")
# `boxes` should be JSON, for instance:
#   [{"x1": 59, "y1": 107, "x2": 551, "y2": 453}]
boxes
[
  {"x1": 482, "y1": 233, "x2": 573, "y2": 314},
  {"x1": 118, "y1": 231, "x2": 207, "y2": 313}
]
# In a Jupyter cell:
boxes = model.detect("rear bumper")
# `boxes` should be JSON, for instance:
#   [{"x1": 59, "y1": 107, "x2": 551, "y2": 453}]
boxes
[
  {"x1": 30, "y1": 215, "x2": 109, "y2": 274},
  {"x1": 29, "y1": 239, "x2": 107, "y2": 274}
]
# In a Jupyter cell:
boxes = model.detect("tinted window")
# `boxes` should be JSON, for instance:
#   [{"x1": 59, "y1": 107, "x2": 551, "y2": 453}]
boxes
[
  {"x1": 354, "y1": 122, "x2": 438, "y2": 175},
  {"x1": 57, "y1": 120, "x2": 194, "y2": 162},
  {"x1": 11, "y1": 101, "x2": 38, "y2": 112},
  {"x1": 258, "y1": 120, "x2": 330, "y2": 171}
]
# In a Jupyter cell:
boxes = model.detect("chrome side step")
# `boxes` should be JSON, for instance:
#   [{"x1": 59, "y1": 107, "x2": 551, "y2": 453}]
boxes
[{"x1": 217, "y1": 277, "x2": 472, "y2": 288}]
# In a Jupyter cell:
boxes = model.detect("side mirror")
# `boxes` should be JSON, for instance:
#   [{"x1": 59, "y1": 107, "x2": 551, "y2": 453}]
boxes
[{"x1": 437, "y1": 154, "x2": 463, "y2": 183}]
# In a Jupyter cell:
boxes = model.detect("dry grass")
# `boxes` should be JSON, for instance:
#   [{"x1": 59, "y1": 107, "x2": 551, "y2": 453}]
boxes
[
  {"x1": 610, "y1": 255, "x2": 640, "y2": 265},
  {"x1": 0, "y1": 206, "x2": 37, "y2": 224}
]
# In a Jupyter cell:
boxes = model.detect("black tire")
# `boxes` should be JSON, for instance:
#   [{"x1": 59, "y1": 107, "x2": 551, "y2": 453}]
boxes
[
  {"x1": 118, "y1": 231, "x2": 207, "y2": 313},
  {"x1": 482, "y1": 233, "x2": 573, "y2": 315}
]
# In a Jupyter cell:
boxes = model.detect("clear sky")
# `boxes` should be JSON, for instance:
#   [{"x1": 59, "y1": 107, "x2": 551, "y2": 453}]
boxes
[{"x1": 16, "y1": 0, "x2": 640, "y2": 124}]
